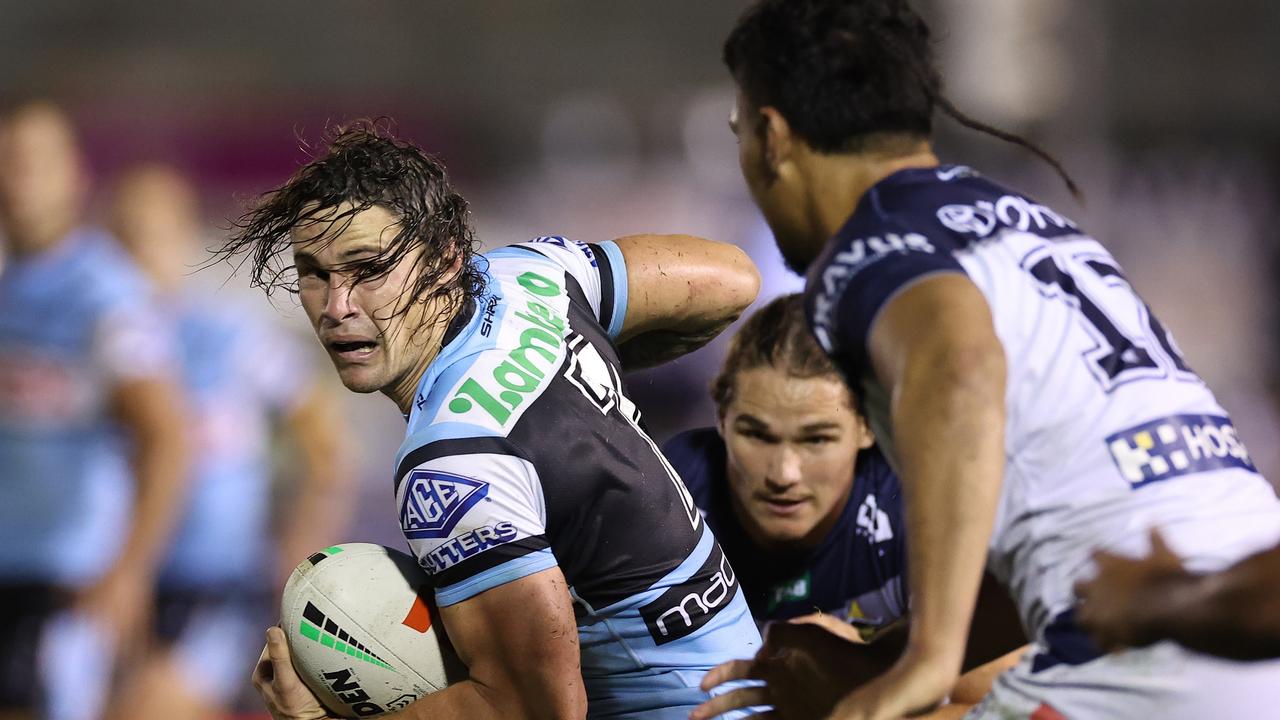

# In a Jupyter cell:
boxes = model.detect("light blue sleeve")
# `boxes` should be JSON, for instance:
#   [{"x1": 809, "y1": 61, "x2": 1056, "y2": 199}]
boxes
[{"x1": 596, "y1": 240, "x2": 629, "y2": 341}]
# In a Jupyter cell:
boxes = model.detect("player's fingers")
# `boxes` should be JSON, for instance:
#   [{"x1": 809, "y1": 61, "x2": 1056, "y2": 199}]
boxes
[
  {"x1": 688, "y1": 685, "x2": 771, "y2": 720},
  {"x1": 1089, "y1": 547, "x2": 1126, "y2": 569},
  {"x1": 252, "y1": 640, "x2": 274, "y2": 685},
  {"x1": 1148, "y1": 528, "x2": 1178, "y2": 561},
  {"x1": 1072, "y1": 575, "x2": 1096, "y2": 604},
  {"x1": 265, "y1": 626, "x2": 300, "y2": 690},
  {"x1": 700, "y1": 659, "x2": 758, "y2": 691}
]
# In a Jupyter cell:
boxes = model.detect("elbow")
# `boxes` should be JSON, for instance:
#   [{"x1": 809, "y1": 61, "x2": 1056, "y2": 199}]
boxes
[{"x1": 712, "y1": 241, "x2": 761, "y2": 321}]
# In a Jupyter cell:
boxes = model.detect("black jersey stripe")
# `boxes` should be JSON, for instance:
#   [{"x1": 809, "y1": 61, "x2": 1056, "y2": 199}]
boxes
[
  {"x1": 430, "y1": 534, "x2": 552, "y2": 589},
  {"x1": 586, "y1": 243, "x2": 616, "y2": 333},
  {"x1": 395, "y1": 436, "x2": 532, "y2": 493}
]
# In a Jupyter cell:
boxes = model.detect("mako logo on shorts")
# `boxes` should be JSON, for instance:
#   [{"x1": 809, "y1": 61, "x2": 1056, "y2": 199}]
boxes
[
  {"x1": 1107, "y1": 413, "x2": 1256, "y2": 489},
  {"x1": 640, "y1": 543, "x2": 738, "y2": 645},
  {"x1": 400, "y1": 470, "x2": 489, "y2": 539}
]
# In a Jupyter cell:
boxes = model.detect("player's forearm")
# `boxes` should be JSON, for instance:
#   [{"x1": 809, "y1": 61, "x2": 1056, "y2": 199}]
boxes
[
  {"x1": 278, "y1": 466, "x2": 352, "y2": 580},
  {"x1": 116, "y1": 412, "x2": 188, "y2": 568},
  {"x1": 387, "y1": 677, "x2": 585, "y2": 720},
  {"x1": 279, "y1": 390, "x2": 354, "y2": 573},
  {"x1": 616, "y1": 326, "x2": 723, "y2": 368},
  {"x1": 1154, "y1": 545, "x2": 1280, "y2": 660},
  {"x1": 892, "y1": 340, "x2": 1006, "y2": 676},
  {"x1": 115, "y1": 388, "x2": 190, "y2": 573}
]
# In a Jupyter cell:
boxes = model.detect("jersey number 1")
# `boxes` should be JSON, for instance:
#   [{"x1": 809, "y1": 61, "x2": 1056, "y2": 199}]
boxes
[{"x1": 1027, "y1": 253, "x2": 1194, "y2": 390}]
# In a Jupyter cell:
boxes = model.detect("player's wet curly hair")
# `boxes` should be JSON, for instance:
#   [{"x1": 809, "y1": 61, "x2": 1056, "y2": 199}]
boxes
[
  {"x1": 712, "y1": 294, "x2": 854, "y2": 416},
  {"x1": 724, "y1": 0, "x2": 1079, "y2": 198},
  {"x1": 219, "y1": 120, "x2": 484, "y2": 324}
]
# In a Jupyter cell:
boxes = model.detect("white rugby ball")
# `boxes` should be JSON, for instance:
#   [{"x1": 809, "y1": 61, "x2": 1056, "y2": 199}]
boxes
[{"x1": 281, "y1": 543, "x2": 466, "y2": 718}]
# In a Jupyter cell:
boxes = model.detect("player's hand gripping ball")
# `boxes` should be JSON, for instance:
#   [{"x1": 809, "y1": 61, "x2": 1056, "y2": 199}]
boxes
[{"x1": 275, "y1": 543, "x2": 466, "y2": 718}]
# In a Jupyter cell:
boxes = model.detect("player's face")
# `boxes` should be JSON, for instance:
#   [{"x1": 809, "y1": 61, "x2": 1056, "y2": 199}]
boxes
[
  {"x1": 719, "y1": 366, "x2": 874, "y2": 552},
  {"x1": 729, "y1": 91, "x2": 818, "y2": 274},
  {"x1": 292, "y1": 204, "x2": 439, "y2": 400},
  {"x1": 0, "y1": 104, "x2": 86, "y2": 254}
]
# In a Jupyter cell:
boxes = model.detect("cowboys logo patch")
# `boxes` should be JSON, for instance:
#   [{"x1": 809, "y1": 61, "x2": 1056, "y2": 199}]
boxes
[{"x1": 400, "y1": 470, "x2": 489, "y2": 539}]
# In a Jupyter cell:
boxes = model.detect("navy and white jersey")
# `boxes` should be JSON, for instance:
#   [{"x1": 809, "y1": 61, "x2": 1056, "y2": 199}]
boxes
[
  {"x1": 663, "y1": 428, "x2": 907, "y2": 633},
  {"x1": 394, "y1": 238, "x2": 760, "y2": 718},
  {"x1": 806, "y1": 165, "x2": 1280, "y2": 716},
  {"x1": 0, "y1": 229, "x2": 176, "y2": 585}
]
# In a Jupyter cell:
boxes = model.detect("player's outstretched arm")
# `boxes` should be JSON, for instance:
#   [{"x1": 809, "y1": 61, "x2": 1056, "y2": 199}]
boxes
[
  {"x1": 836, "y1": 274, "x2": 1007, "y2": 719},
  {"x1": 1076, "y1": 530, "x2": 1280, "y2": 660},
  {"x1": 611, "y1": 234, "x2": 760, "y2": 369}
]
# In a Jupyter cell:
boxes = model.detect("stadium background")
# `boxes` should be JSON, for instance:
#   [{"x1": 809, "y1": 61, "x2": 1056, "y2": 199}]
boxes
[{"x1": 2, "y1": 0, "x2": 1279, "y2": 714}]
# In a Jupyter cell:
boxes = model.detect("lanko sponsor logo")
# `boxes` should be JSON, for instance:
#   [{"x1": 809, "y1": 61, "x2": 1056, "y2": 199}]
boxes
[
  {"x1": 444, "y1": 270, "x2": 567, "y2": 430},
  {"x1": 400, "y1": 470, "x2": 490, "y2": 539}
]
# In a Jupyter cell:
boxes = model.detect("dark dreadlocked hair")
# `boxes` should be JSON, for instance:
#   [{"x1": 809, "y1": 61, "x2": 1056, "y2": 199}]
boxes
[
  {"x1": 219, "y1": 120, "x2": 485, "y2": 325},
  {"x1": 723, "y1": 0, "x2": 1080, "y2": 198}
]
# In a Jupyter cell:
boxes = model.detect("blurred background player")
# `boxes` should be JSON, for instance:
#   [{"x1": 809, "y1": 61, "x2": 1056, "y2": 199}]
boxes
[
  {"x1": 666, "y1": 294, "x2": 1024, "y2": 718},
  {"x1": 0, "y1": 103, "x2": 188, "y2": 720},
  {"x1": 102, "y1": 164, "x2": 353, "y2": 720},
  {"x1": 696, "y1": 0, "x2": 1280, "y2": 718}
]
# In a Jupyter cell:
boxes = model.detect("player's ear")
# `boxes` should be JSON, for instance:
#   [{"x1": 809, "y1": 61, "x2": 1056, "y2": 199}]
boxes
[
  {"x1": 850, "y1": 403, "x2": 876, "y2": 451},
  {"x1": 757, "y1": 106, "x2": 794, "y2": 175}
]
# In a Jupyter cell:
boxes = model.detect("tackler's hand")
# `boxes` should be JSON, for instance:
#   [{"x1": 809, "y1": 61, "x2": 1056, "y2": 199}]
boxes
[
  {"x1": 692, "y1": 621, "x2": 887, "y2": 720},
  {"x1": 1075, "y1": 529, "x2": 1190, "y2": 652},
  {"x1": 253, "y1": 626, "x2": 333, "y2": 720}
]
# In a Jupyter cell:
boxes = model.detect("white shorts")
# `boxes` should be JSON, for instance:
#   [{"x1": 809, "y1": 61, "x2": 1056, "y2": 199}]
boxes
[{"x1": 967, "y1": 641, "x2": 1280, "y2": 719}]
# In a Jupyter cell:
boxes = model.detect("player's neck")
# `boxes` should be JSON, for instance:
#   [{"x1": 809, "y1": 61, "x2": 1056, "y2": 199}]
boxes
[
  {"x1": 801, "y1": 144, "x2": 939, "y2": 242},
  {"x1": 3, "y1": 216, "x2": 78, "y2": 260},
  {"x1": 384, "y1": 289, "x2": 468, "y2": 416}
]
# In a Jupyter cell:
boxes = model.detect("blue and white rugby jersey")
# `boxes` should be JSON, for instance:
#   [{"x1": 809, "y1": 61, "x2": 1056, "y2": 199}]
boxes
[
  {"x1": 664, "y1": 428, "x2": 907, "y2": 633},
  {"x1": 805, "y1": 166, "x2": 1280, "y2": 689},
  {"x1": 394, "y1": 238, "x2": 760, "y2": 718},
  {"x1": 158, "y1": 288, "x2": 314, "y2": 589},
  {"x1": 0, "y1": 229, "x2": 176, "y2": 585}
]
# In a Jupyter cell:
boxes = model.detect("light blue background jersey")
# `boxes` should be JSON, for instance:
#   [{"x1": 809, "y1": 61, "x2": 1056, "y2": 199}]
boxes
[
  {"x1": 0, "y1": 228, "x2": 175, "y2": 585},
  {"x1": 157, "y1": 288, "x2": 313, "y2": 588},
  {"x1": 392, "y1": 238, "x2": 760, "y2": 718}
]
